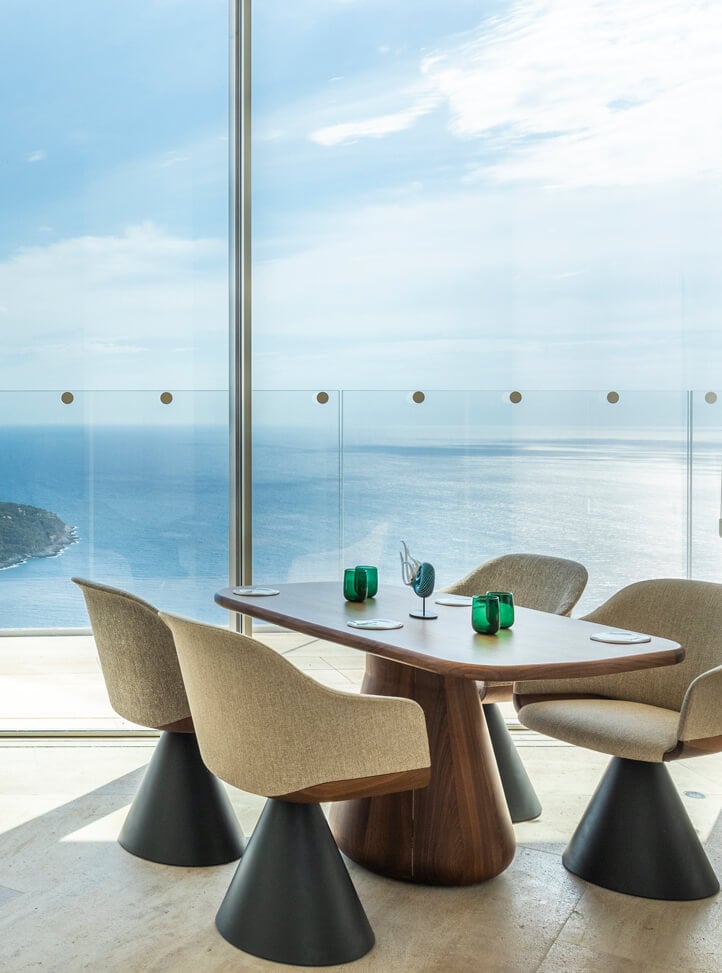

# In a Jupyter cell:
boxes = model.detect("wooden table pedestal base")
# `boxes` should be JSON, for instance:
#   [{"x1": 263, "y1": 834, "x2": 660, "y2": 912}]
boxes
[{"x1": 330, "y1": 655, "x2": 516, "y2": 886}]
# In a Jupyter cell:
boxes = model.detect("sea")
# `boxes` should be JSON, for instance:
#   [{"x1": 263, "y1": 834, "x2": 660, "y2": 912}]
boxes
[{"x1": 1, "y1": 423, "x2": 721, "y2": 630}]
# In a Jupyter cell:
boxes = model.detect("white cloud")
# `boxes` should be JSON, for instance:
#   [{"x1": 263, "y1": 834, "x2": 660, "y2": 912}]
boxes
[
  {"x1": 310, "y1": 94, "x2": 440, "y2": 145},
  {"x1": 424, "y1": 0, "x2": 722, "y2": 187},
  {"x1": 158, "y1": 149, "x2": 190, "y2": 168},
  {"x1": 0, "y1": 223, "x2": 227, "y2": 389},
  {"x1": 253, "y1": 181, "x2": 722, "y2": 390},
  {"x1": 305, "y1": 0, "x2": 722, "y2": 187},
  {"x1": 27, "y1": 150, "x2": 46, "y2": 163},
  {"x1": 84, "y1": 340, "x2": 150, "y2": 356}
]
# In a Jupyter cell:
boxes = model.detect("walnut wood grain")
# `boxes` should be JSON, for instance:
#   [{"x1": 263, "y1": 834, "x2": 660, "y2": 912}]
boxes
[
  {"x1": 279, "y1": 766, "x2": 431, "y2": 803},
  {"x1": 329, "y1": 655, "x2": 515, "y2": 885},
  {"x1": 157, "y1": 716, "x2": 195, "y2": 734},
  {"x1": 329, "y1": 655, "x2": 417, "y2": 880},
  {"x1": 664, "y1": 734, "x2": 722, "y2": 760},
  {"x1": 478, "y1": 682, "x2": 513, "y2": 703},
  {"x1": 216, "y1": 583, "x2": 683, "y2": 681}
]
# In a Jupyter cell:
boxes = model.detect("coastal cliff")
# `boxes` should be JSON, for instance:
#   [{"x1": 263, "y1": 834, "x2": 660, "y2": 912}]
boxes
[{"x1": 0, "y1": 502, "x2": 77, "y2": 570}]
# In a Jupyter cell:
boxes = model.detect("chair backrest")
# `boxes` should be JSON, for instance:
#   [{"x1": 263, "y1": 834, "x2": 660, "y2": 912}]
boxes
[
  {"x1": 160, "y1": 612, "x2": 430, "y2": 799},
  {"x1": 72, "y1": 577, "x2": 191, "y2": 729},
  {"x1": 576, "y1": 579, "x2": 722, "y2": 710},
  {"x1": 445, "y1": 553, "x2": 588, "y2": 617}
]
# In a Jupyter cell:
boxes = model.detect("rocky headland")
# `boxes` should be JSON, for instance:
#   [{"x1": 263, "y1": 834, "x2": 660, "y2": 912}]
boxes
[{"x1": 0, "y1": 502, "x2": 77, "y2": 570}]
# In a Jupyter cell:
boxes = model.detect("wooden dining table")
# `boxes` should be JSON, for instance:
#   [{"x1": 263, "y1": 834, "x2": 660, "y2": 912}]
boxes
[{"x1": 215, "y1": 582, "x2": 684, "y2": 886}]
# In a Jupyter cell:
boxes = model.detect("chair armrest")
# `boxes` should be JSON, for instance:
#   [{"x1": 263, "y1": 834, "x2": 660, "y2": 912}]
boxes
[
  {"x1": 677, "y1": 665, "x2": 722, "y2": 741},
  {"x1": 276, "y1": 677, "x2": 430, "y2": 795}
]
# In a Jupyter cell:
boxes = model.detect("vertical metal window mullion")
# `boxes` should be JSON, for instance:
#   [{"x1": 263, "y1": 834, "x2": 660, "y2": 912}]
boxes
[{"x1": 230, "y1": 0, "x2": 253, "y2": 634}]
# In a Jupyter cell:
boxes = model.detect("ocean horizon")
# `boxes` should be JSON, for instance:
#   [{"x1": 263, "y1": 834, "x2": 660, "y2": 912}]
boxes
[{"x1": 1, "y1": 423, "x2": 721, "y2": 629}]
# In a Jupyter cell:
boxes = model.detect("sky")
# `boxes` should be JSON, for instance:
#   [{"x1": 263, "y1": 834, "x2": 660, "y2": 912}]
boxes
[{"x1": 2, "y1": 0, "x2": 722, "y2": 398}]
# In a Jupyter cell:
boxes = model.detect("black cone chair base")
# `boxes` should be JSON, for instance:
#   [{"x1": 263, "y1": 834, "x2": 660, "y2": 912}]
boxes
[
  {"x1": 216, "y1": 798, "x2": 375, "y2": 967},
  {"x1": 563, "y1": 756, "x2": 720, "y2": 900},
  {"x1": 118, "y1": 731, "x2": 244, "y2": 867},
  {"x1": 483, "y1": 702, "x2": 542, "y2": 823}
]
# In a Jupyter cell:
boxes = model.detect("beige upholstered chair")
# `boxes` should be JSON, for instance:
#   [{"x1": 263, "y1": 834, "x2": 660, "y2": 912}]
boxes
[
  {"x1": 515, "y1": 578, "x2": 722, "y2": 900},
  {"x1": 72, "y1": 578, "x2": 244, "y2": 867},
  {"x1": 445, "y1": 553, "x2": 589, "y2": 821},
  {"x1": 160, "y1": 611, "x2": 431, "y2": 967}
]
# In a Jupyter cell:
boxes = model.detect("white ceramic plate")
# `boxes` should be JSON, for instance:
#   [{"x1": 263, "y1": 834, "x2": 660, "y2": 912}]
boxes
[
  {"x1": 232, "y1": 586, "x2": 280, "y2": 596},
  {"x1": 435, "y1": 595, "x2": 473, "y2": 607},
  {"x1": 589, "y1": 630, "x2": 651, "y2": 644},
  {"x1": 347, "y1": 618, "x2": 404, "y2": 630}
]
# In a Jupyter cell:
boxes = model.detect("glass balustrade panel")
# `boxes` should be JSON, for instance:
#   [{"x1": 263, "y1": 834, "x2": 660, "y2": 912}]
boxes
[
  {"x1": 0, "y1": 390, "x2": 228, "y2": 732},
  {"x1": 0, "y1": 391, "x2": 229, "y2": 630},
  {"x1": 341, "y1": 390, "x2": 689, "y2": 614},
  {"x1": 690, "y1": 390, "x2": 722, "y2": 583},
  {"x1": 252, "y1": 391, "x2": 341, "y2": 584}
]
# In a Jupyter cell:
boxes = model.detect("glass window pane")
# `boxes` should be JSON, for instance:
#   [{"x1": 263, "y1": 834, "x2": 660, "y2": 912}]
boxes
[
  {"x1": 341, "y1": 391, "x2": 688, "y2": 614},
  {"x1": 0, "y1": 392, "x2": 229, "y2": 629},
  {"x1": 253, "y1": 2, "x2": 722, "y2": 391},
  {"x1": 252, "y1": 3, "x2": 721, "y2": 606},
  {"x1": 253, "y1": 391, "x2": 341, "y2": 583},
  {"x1": 691, "y1": 389, "x2": 722, "y2": 584},
  {"x1": 0, "y1": 0, "x2": 229, "y2": 391},
  {"x1": 0, "y1": 3, "x2": 230, "y2": 732}
]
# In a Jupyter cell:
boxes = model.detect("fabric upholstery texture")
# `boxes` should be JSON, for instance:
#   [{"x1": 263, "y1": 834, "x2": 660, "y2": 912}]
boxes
[
  {"x1": 518, "y1": 698, "x2": 680, "y2": 762},
  {"x1": 444, "y1": 553, "x2": 588, "y2": 617},
  {"x1": 445, "y1": 553, "x2": 589, "y2": 695},
  {"x1": 160, "y1": 612, "x2": 431, "y2": 797},
  {"x1": 516, "y1": 579, "x2": 722, "y2": 710},
  {"x1": 72, "y1": 578, "x2": 191, "y2": 729},
  {"x1": 516, "y1": 578, "x2": 722, "y2": 761},
  {"x1": 678, "y1": 664, "x2": 722, "y2": 741}
]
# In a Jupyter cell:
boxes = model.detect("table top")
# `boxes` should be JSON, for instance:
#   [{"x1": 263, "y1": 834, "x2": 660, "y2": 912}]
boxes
[{"x1": 215, "y1": 583, "x2": 684, "y2": 682}]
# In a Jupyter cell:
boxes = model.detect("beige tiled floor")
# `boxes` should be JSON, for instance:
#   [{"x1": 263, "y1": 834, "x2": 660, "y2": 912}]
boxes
[
  {"x1": 0, "y1": 634, "x2": 720, "y2": 971},
  {"x1": 0, "y1": 739, "x2": 719, "y2": 972}
]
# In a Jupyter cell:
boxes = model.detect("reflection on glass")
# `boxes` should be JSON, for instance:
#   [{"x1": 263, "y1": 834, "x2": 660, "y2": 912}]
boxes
[{"x1": 0, "y1": 392, "x2": 229, "y2": 628}]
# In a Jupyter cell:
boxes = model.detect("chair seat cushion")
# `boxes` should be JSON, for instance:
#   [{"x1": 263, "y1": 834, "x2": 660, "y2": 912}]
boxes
[{"x1": 517, "y1": 698, "x2": 680, "y2": 762}]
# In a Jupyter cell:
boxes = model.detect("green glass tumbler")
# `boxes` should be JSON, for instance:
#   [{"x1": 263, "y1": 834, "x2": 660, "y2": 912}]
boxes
[
  {"x1": 343, "y1": 567, "x2": 368, "y2": 602},
  {"x1": 471, "y1": 594, "x2": 500, "y2": 635},
  {"x1": 486, "y1": 590, "x2": 514, "y2": 628},
  {"x1": 355, "y1": 565, "x2": 378, "y2": 598}
]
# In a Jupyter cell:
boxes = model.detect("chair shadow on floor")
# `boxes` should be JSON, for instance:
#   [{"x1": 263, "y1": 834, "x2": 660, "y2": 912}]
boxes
[
  {"x1": 0, "y1": 764, "x2": 150, "y2": 880},
  {"x1": 1, "y1": 756, "x2": 720, "y2": 973}
]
